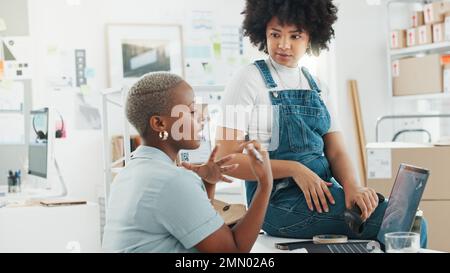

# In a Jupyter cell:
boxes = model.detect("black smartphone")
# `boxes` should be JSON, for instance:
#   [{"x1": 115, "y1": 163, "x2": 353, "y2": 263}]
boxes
[{"x1": 274, "y1": 241, "x2": 312, "y2": 251}]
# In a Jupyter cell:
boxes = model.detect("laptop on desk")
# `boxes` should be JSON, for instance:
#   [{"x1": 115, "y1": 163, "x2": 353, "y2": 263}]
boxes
[{"x1": 275, "y1": 164, "x2": 430, "y2": 253}]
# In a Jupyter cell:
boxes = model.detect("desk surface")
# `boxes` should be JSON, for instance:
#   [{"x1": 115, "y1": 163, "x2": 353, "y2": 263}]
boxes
[
  {"x1": 251, "y1": 234, "x2": 308, "y2": 253},
  {"x1": 0, "y1": 200, "x2": 101, "y2": 253},
  {"x1": 251, "y1": 234, "x2": 443, "y2": 253}
]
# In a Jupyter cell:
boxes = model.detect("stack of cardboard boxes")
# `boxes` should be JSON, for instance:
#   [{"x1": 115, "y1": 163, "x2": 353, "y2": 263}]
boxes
[
  {"x1": 366, "y1": 142, "x2": 450, "y2": 252},
  {"x1": 390, "y1": 1, "x2": 450, "y2": 49},
  {"x1": 391, "y1": 1, "x2": 450, "y2": 96}
]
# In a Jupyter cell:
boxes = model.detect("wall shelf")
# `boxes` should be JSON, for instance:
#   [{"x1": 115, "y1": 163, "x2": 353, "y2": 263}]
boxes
[
  {"x1": 392, "y1": 92, "x2": 450, "y2": 100},
  {"x1": 386, "y1": 0, "x2": 450, "y2": 99},
  {"x1": 390, "y1": 41, "x2": 450, "y2": 59}
]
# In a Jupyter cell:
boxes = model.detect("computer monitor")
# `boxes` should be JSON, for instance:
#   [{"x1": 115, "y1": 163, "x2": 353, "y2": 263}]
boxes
[
  {"x1": 28, "y1": 108, "x2": 49, "y2": 179},
  {"x1": 27, "y1": 107, "x2": 67, "y2": 197}
]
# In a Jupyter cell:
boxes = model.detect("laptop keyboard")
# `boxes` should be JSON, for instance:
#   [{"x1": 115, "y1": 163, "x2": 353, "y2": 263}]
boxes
[{"x1": 327, "y1": 243, "x2": 370, "y2": 253}]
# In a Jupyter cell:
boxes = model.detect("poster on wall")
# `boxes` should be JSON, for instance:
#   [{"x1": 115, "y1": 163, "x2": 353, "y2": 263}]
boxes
[
  {"x1": 106, "y1": 24, "x2": 184, "y2": 88},
  {"x1": 0, "y1": 81, "x2": 24, "y2": 111},
  {"x1": 74, "y1": 93, "x2": 101, "y2": 130},
  {"x1": 1, "y1": 36, "x2": 32, "y2": 80},
  {"x1": 0, "y1": 81, "x2": 25, "y2": 144}
]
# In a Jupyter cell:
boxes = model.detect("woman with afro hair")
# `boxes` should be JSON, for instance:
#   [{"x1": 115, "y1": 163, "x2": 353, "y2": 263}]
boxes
[{"x1": 216, "y1": 0, "x2": 427, "y2": 247}]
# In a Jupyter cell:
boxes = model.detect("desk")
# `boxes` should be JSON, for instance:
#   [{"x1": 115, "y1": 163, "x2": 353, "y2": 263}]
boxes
[
  {"x1": 251, "y1": 234, "x2": 444, "y2": 253},
  {"x1": 0, "y1": 200, "x2": 101, "y2": 253}
]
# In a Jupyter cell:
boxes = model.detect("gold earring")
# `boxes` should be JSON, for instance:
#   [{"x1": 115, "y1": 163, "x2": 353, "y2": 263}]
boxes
[
  {"x1": 307, "y1": 43, "x2": 312, "y2": 54},
  {"x1": 159, "y1": 131, "x2": 169, "y2": 141}
]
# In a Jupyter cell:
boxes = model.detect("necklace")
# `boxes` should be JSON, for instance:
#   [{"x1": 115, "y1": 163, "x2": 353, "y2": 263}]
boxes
[{"x1": 269, "y1": 58, "x2": 302, "y2": 90}]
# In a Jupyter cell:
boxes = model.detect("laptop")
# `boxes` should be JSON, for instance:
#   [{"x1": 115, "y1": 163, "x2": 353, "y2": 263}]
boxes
[{"x1": 275, "y1": 164, "x2": 430, "y2": 253}]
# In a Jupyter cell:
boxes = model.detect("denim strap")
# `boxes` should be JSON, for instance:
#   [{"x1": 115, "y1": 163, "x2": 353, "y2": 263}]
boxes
[
  {"x1": 254, "y1": 60, "x2": 278, "y2": 89},
  {"x1": 301, "y1": 67, "x2": 321, "y2": 93}
]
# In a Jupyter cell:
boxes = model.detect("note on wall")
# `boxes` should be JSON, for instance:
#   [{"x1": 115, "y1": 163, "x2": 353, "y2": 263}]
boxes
[
  {"x1": 1, "y1": 37, "x2": 32, "y2": 80},
  {"x1": 0, "y1": 81, "x2": 24, "y2": 111},
  {"x1": 367, "y1": 148, "x2": 392, "y2": 179},
  {"x1": 0, "y1": 81, "x2": 25, "y2": 144}
]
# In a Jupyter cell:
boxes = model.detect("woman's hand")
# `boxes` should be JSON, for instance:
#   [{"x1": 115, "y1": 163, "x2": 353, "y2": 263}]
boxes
[
  {"x1": 245, "y1": 142, "x2": 273, "y2": 191},
  {"x1": 292, "y1": 164, "x2": 335, "y2": 213},
  {"x1": 181, "y1": 145, "x2": 239, "y2": 184},
  {"x1": 344, "y1": 185, "x2": 379, "y2": 221}
]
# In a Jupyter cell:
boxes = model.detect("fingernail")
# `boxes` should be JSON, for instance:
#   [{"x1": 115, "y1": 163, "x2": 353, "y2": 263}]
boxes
[{"x1": 325, "y1": 208, "x2": 329, "y2": 213}]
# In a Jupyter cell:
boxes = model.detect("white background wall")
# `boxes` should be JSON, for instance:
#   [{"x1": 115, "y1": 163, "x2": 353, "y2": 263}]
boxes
[
  {"x1": 330, "y1": 0, "x2": 393, "y2": 182},
  {"x1": 3, "y1": 0, "x2": 448, "y2": 200},
  {"x1": 24, "y1": 0, "x2": 262, "y2": 201}
]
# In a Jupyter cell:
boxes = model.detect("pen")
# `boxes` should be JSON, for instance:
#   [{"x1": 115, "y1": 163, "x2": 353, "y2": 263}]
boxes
[{"x1": 247, "y1": 145, "x2": 264, "y2": 163}]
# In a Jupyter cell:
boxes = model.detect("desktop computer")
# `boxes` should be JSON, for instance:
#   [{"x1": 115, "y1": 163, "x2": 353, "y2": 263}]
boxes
[{"x1": 25, "y1": 107, "x2": 67, "y2": 197}]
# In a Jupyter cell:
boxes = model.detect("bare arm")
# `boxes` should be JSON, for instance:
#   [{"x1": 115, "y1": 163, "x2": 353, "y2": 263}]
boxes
[
  {"x1": 215, "y1": 127, "x2": 302, "y2": 180},
  {"x1": 324, "y1": 132, "x2": 378, "y2": 220},
  {"x1": 203, "y1": 182, "x2": 216, "y2": 201},
  {"x1": 195, "y1": 143, "x2": 273, "y2": 253},
  {"x1": 215, "y1": 126, "x2": 335, "y2": 213},
  {"x1": 323, "y1": 132, "x2": 359, "y2": 190}
]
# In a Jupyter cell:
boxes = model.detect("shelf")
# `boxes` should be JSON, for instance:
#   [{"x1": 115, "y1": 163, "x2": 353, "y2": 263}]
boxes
[
  {"x1": 392, "y1": 92, "x2": 450, "y2": 100},
  {"x1": 390, "y1": 41, "x2": 450, "y2": 59},
  {"x1": 0, "y1": 109, "x2": 23, "y2": 114}
]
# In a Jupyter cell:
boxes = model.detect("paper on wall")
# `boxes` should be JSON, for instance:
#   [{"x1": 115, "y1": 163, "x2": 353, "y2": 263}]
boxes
[
  {"x1": 367, "y1": 148, "x2": 392, "y2": 179},
  {"x1": 0, "y1": 81, "x2": 24, "y2": 111},
  {"x1": 1, "y1": 37, "x2": 32, "y2": 80}
]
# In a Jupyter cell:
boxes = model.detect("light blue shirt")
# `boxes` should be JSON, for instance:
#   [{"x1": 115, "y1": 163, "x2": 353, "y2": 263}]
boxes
[{"x1": 102, "y1": 146, "x2": 224, "y2": 253}]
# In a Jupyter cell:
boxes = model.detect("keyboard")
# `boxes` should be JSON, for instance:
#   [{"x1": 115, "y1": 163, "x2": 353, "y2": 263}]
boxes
[{"x1": 327, "y1": 243, "x2": 370, "y2": 253}]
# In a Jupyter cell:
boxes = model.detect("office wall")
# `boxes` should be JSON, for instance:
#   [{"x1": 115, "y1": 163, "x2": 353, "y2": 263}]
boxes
[
  {"x1": 329, "y1": 0, "x2": 392, "y2": 182},
  {"x1": 25, "y1": 0, "x2": 262, "y2": 201},
  {"x1": 13, "y1": 0, "x2": 444, "y2": 198},
  {"x1": 0, "y1": 0, "x2": 29, "y2": 36},
  {"x1": 331, "y1": 0, "x2": 450, "y2": 183}
]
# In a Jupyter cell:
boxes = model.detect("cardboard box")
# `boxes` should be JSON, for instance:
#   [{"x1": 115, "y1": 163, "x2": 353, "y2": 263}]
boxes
[
  {"x1": 419, "y1": 201, "x2": 450, "y2": 252},
  {"x1": 366, "y1": 143, "x2": 450, "y2": 200},
  {"x1": 424, "y1": 1, "x2": 450, "y2": 24},
  {"x1": 392, "y1": 54, "x2": 443, "y2": 96},
  {"x1": 412, "y1": 11, "x2": 425, "y2": 27},
  {"x1": 407, "y1": 28, "x2": 418, "y2": 47},
  {"x1": 390, "y1": 30, "x2": 406, "y2": 49},
  {"x1": 444, "y1": 63, "x2": 450, "y2": 93},
  {"x1": 418, "y1": 24, "x2": 433, "y2": 44},
  {"x1": 433, "y1": 23, "x2": 447, "y2": 42}
]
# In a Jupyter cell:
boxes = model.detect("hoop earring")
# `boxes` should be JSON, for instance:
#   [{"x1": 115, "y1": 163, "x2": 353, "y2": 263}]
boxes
[
  {"x1": 306, "y1": 43, "x2": 312, "y2": 54},
  {"x1": 159, "y1": 131, "x2": 169, "y2": 141}
]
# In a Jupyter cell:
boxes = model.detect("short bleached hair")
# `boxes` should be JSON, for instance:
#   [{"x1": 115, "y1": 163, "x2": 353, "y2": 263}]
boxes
[{"x1": 126, "y1": 72, "x2": 184, "y2": 137}]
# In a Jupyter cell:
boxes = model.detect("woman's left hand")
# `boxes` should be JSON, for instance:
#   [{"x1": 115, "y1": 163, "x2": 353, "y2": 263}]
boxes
[
  {"x1": 344, "y1": 186, "x2": 379, "y2": 221},
  {"x1": 181, "y1": 145, "x2": 239, "y2": 184}
]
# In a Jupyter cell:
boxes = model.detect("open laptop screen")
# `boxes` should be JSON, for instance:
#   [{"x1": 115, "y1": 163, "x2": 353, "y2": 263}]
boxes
[{"x1": 377, "y1": 164, "x2": 429, "y2": 244}]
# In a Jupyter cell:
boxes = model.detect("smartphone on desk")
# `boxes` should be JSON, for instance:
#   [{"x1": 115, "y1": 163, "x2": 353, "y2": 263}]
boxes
[
  {"x1": 275, "y1": 241, "x2": 312, "y2": 251},
  {"x1": 40, "y1": 200, "x2": 87, "y2": 207}
]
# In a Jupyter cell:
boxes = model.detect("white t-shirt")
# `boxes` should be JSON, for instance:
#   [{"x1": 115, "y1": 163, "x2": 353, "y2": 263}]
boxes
[{"x1": 219, "y1": 58, "x2": 340, "y2": 150}]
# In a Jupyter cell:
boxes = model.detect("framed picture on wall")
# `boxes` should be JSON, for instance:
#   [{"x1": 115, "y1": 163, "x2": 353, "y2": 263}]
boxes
[{"x1": 106, "y1": 24, "x2": 184, "y2": 88}]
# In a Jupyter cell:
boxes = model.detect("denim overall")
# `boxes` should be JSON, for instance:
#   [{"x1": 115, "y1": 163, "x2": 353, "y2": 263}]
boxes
[{"x1": 245, "y1": 60, "x2": 427, "y2": 247}]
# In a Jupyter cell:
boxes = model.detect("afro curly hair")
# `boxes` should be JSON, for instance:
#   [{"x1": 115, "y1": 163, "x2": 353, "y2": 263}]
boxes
[{"x1": 242, "y1": 0, "x2": 338, "y2": 56}]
